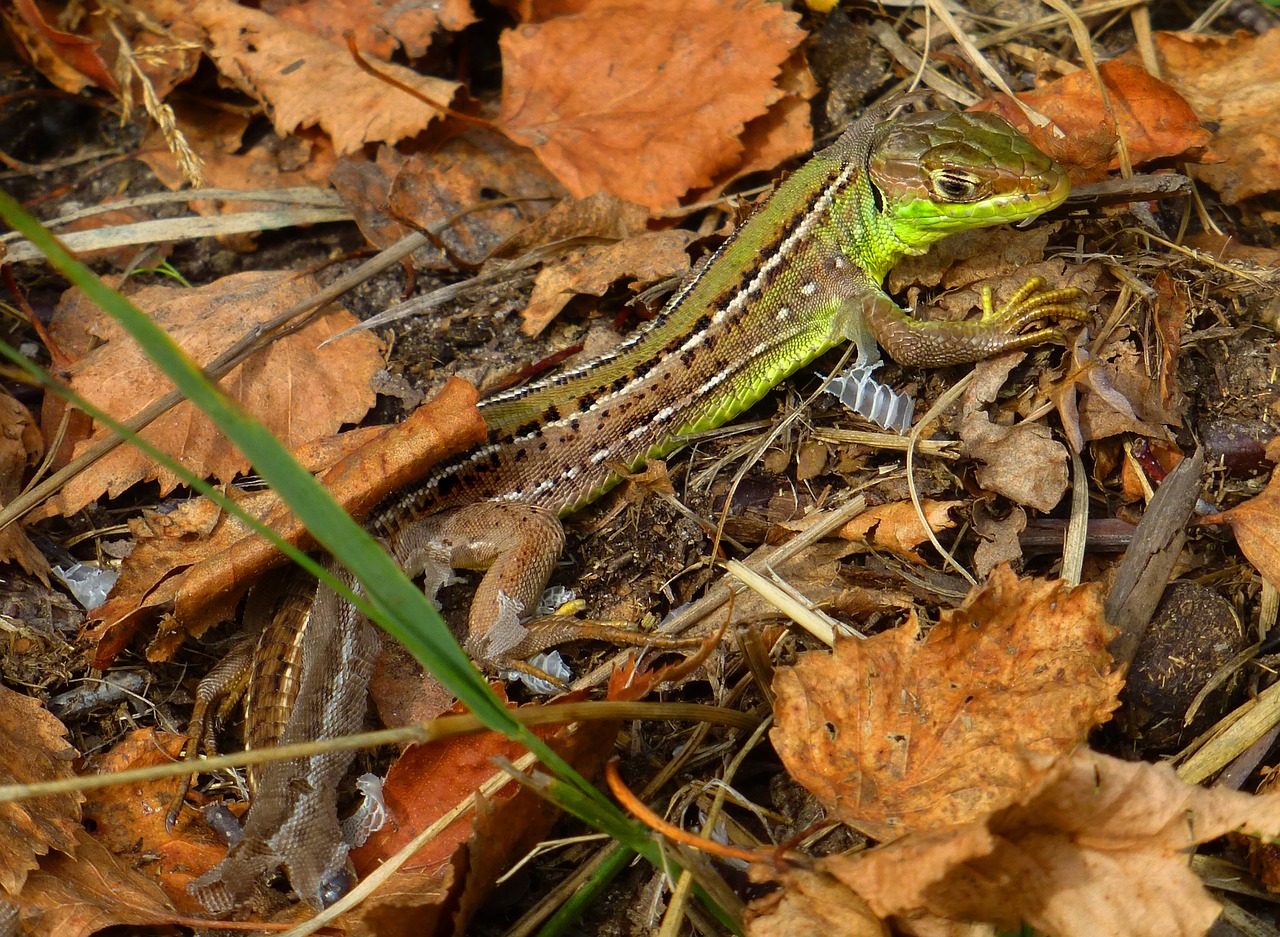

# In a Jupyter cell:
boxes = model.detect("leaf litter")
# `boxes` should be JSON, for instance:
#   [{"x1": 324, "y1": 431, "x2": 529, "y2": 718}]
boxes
[{"x1": 2, "y1": 3, "x2": 1280, "y2": 936}]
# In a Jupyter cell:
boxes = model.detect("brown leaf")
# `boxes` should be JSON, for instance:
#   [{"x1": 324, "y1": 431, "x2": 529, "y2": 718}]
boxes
[
  {"x1": 1184, "y1": 232, "x2": 1280, "y2": 269},
  {"x1": 262, "y1": 0, "x2": 476, "y2": 59},
  {"x1": 771, "y1": 566, "x2": 1120, "y2": 840},
  {"x1": 332, "y1": 135, "x2": 562, "y2": 269},
  {"x1": 1152, "y1": 29, "x2": 1280, "y2": 204},
  {"x1": 960, "y1": 413, "x2": 1068, "y2": 513},
  {"x1": 82, "y1": 730, "x2": 229, "y2": 915},
  {"x1": 746, "y1": 865, "x2": 889, "y2": 937},
  {"x1": 1076, "y1": 336, "x2": 1182, "y2": 439},
  {"x1": 85, "y1": 378, "x2": 485, "y2": 666},
  {"x1": 521, "y1": 229, "x2": 694, "y2": 336},
  {"x1": 0, "y1": 390, "x2": 47, "y2": 581},
  {"x1": 821, "y1": 749, "x2": 1280, "y2": 937},
  {"x1": 700, "y1": 49, "x2": 817, "y2": 196},
  {"x1": 1152, "y1": 271, "x2": 1190, "y2": 413},
  {"x1": 972, "y1": 503, "x2": 1026, "y2": 579},
  {"x1": 39, "y1": 271, "x2": 383, "y2": 516},
  {"x1": 347, "y1": 691, "x2": 620, "y2": 933},
  {"x1": 972, "y1": 59, "x2": 1211, "y2": 183},
  {"x1": 138, "y1": 99, "x2": 338, "y2": 238},
  {"x1": 496, "y1": 193, "x2": 648, "y2": 259},
  {"x1": 1200, "y1": 464, "x2": 1280, "y2": 592},
  {"x1": 834, "y1": 499, "x2": 962, "y2": 564},
  {"x1": 497, "y1": 0, "x2": 806, "y2": 210},
  {"x1": 143, "y1": 0, "x2": 460, "y2": 154},
  {"x1": 1, "y1": 0, "x2": 117, "y2": 94},
  {"x1": 0, "y1": 684, "x2": 81, "y2": 896},
  {"x1": 12, "y1": 827, "x2": 181, "y2": 937}
]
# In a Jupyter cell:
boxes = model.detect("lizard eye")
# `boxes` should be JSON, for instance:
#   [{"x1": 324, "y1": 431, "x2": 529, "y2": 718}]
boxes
[{"x1": 929, "y1": 169, "x2": 983, "y2": 202}]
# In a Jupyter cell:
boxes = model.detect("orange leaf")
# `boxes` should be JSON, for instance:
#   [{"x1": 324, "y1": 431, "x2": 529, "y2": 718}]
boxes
[
  {"x1": 0, "y1": 390, "x2": 47, "y2": 581},
  {"x1": 1152, "y1": 29, "x2": 1280, "y2": 204},
  {"x1": 973, "y1": 59, "x2": 1210, "y2": 183},
  {"x1": 820, "y1": 750, "x2": 1280, "y2": 937},
  {"x1": 266, "y1": 0, "x2": 476, "y2": 59},
  {"x1": 1201, "y1": 465, "x2": 1280, "y2": 591},
  {"x1": 0, "y1": 684, "x2": 81, "y2": 896},
  {"x1": 497, "y1": 0, "x2": 806, "y2": 210},
  {"x1": 142, "y1": 0, "x2": 460, "y2": 154}
]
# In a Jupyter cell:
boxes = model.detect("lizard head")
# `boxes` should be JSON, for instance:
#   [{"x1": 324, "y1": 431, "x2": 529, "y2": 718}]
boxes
[{"x1": 866, "y1": 109, "x2": 1070, "y2": 249}]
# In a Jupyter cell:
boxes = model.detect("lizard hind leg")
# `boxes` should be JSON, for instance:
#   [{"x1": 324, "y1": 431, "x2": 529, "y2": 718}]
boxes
[{"x1": 393, "y1": 502, "x2": 566, "y2": 665}]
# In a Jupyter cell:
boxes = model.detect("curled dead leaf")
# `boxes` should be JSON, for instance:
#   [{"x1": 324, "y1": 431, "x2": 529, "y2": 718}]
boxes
[{"x1": 1199, "y1": 464, "x2": 1280, "y2": 592}]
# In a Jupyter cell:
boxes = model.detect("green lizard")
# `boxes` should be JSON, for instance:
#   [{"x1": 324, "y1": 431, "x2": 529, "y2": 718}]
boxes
[
  {"x1": 190, "y1": 96, "x2": 1088, "y2": 910},
  {"x1": 390, "y1": 96, "x2": 1088, "y2": 664}
]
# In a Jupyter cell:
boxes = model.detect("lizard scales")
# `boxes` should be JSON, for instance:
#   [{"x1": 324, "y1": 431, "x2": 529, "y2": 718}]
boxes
[{"x1": 381, "y1": 104, "x2": 1076, "y2": 526}]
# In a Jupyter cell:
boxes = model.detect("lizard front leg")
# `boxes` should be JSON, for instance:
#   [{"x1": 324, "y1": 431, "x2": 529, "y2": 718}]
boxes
[{"x1": 866, "y1": 276, "x2": 1089, "y2": 368}]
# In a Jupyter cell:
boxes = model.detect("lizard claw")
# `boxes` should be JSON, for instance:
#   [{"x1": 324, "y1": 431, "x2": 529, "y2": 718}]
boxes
[{"x1": 979, "y1": 277, "x2": 1091, "y2": 335}]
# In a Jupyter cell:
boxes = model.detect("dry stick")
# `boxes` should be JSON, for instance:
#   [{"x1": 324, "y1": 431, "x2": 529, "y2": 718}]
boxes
[
  {"x1": 1104, "y1": 447, "x2": 1205, "y2": 670},
  {"x1": 0, "y1": 230, "x2": 428, "y2": 533}
]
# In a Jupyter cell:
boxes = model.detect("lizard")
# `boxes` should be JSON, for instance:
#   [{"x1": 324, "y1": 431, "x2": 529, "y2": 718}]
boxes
[{"x1": 183, "y1": 95, "x2": 1088, "y2": 911}]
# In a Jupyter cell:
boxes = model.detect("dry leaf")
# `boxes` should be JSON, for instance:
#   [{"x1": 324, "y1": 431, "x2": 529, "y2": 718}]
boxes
[
  {"x1": 818, "y1": 749, "x2": 1280, "y2": 937},
  {"x1": 82, "y1": 730, "x2": 229, "y2": 915},
  {"x1": 40, "y1": 271, "x2": 383, "y2": 516},
  {"x1": 771, "y1": 566, "x2": 1120, "y2": 840},
  {"x1": 0, "y1": 684, "x2": 81, "y2": 896},
  {"x1": 497, "y1": 0, "x2": 806, "y2": 209},
  {"x1": 346, "y1": 692, "x2": 620, "y2": 933},
  {"x1": 973, "y1": 59, "x2": 1211, "y2": 183},
  {"x1": 889, "y1": 223, "x2": 1052, "y2": 295},
  {"x1": 747, "y1": 865, "x2": 889, "y2": 937},
  {"x1": 972, "y1": 502, "x2": 1026, "y2": 579},
  {"x1": 0, "y1": 390, "x2": 47, "y2": 581},
  {"x1": 1076, "y1": 337, "x2": 1182, "y2": 440},
  {"x1": 521, "y1": 229, "x2": 694, "y2": 336},
  {"x1": 1151, "y1": 271, "x2": 1190, "y2": 414},
  {"x1": 700, "y1": 48, "x2": 817, "y2": 196},
  {"x1": 1200, "y1": 464, "x2": 1280, "y2": 591},
  {"x1": 1152, "y1": 29, "x2": 1280, "y2": 203},
  {"x1": 139, "y1": 0, "x2": 460, "y2": 154},
  {"x1": 496, "y1": 193, "x2": 649, "y2": 259},
  {"x1": 332, "y1": 133, "x2": 561, "y2": 269},
  {"x1": 960, "y1": 413, "x2": 1068, "y2": 513},
  {"x1": 263, "y1": 0, "x2": 476, "y2": 59},
  {"x1": 834, "y1": 499, "x2": 962, "y2": 564},
  {"x1": 1, "y1": 0, "x2": 115, "y2": 94},
  {"x1": 1184, "y1": 232, "x2": 1280, "y2": 269},
  {"x1": 138, "y1": 99, "x2": 338, "y2": 236},
  {"x1": 11, "y1": 827, "x2": 180, "y2": 937},
  {"x1": 85, "y1": 378, "x2": 485, "y2": 666}
]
